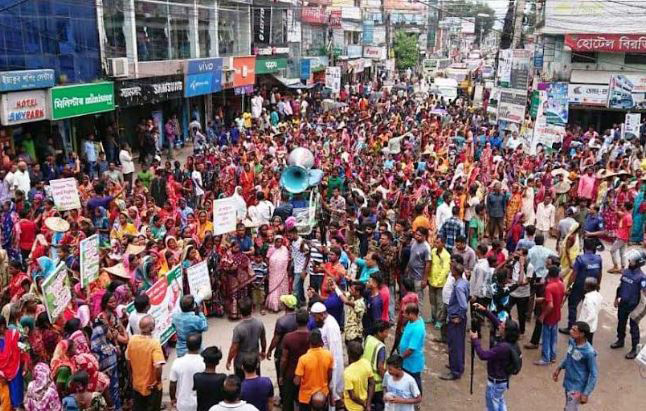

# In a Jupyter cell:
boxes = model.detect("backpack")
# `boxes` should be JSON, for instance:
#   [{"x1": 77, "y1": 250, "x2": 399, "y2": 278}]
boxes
[{"x1": 502, "y1": 342, "x2": 523, "y2": 376}]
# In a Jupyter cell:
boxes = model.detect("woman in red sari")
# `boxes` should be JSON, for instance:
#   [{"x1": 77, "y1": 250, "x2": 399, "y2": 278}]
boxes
[
  {"x1": 220, "y1": 240, "x2": 254, "y2": 320},
  {"x1": 240, "y1": 163, "x2": 256, "y2": 205}
]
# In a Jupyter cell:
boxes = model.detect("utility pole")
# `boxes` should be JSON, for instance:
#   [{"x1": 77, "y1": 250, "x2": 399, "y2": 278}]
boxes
[
  {"x1": 382, "y1": 0, "x2": 390, "y2": 60},
  {"x1": 512, "y1": 0, "x2": 526, "y2": 49}
]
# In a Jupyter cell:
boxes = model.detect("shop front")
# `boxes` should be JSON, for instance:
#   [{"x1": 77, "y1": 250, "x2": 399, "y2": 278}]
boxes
[
  {"x1": 116, "y1": 75, "x2": 185, "y2": 151},
  {"x1": 49, "y1": 81, "x2": 115, "y2": 156},
  {"x1": 0, "y1": 69, "x2": 56, "y2": 162},
  {"x1": 185, "y1": 57, "x2": 224, "y2": 135},
  {"x1": 219, "y1": 56, "x2": 256, "y2": 120},
  {"x1": 256, "y1": 56, "x2": 288, "y2": 90}
]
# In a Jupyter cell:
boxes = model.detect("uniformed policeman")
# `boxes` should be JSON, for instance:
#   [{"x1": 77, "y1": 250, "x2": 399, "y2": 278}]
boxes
[
  {"x1": 582, "y1": 205, "x2": 604, "y2": 251},
  {"x1": 560, "y1": 238, "x2": 602, "y2": 334},
  {"x1": 610, "y1": 249, "x2": 646, "y2": 359}
]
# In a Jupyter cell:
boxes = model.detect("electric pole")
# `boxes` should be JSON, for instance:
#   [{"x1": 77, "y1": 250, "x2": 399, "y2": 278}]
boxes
[{"x1": 512, "y1": 0, "x2": 526, "y2": 49}]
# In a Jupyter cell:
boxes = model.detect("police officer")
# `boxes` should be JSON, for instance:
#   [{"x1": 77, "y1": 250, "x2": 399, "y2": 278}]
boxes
[
  {"x1": 559, "y1": 238, "x2": 602, "y2": 335},
  {"x1": 610, "y1": 249, "x2": 646, "y2": 359},
  {"x1": 582, "y1": 204, "x2": 604, "y2": 251}
]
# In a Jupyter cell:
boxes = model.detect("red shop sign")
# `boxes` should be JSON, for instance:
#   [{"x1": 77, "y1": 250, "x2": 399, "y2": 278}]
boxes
[
  {"x1": 565, "y1": 33, "x2": 646, "y2": 53},
  {"x1": 301, "y1": 7, "x2": 326, "y2": 24}
]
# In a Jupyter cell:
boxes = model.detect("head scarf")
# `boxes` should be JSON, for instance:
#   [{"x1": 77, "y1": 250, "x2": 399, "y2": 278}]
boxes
[
  {"x1": 35, "y1": 256, "x2": 56, "y2": 279},
  {"x1": 25, "y1": 362, "x2": 61, "y2": 411},
  {"x1": 69, "y1": 330, "x2": 90, "y2": 355},
  {"x1": 0, "y1": 328, "x2": 20, "y2": 380},
  {"x1": 72, "y1": 353, "x2": 110, "y2": 393},
  {"x1": 232, "y1": 186, "x2": 247, "y2": 221},
  {"x1": 50, "y1": 339, "x2": 75, "y2": 378}
]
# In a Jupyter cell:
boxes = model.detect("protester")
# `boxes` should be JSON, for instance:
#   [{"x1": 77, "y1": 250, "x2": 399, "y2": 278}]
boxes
[
  {"x1": 535, "y1": 266, "x2": 566, "y2": 366},
  {"x1": 294, "y1": 329, "x2": 333, "y2": 411},
  {"x1": 382, "y1": 355, "x2": 421, "y2": 411},
  {"x1": 169, "y1": 333, "x2": 206, "y2": 411},
  {"x1": 226, "y1": 298, "x2": 266, "y2": 380},
  {"x1": 194, "y1": 346, "x2": 226, "y2": 411}
]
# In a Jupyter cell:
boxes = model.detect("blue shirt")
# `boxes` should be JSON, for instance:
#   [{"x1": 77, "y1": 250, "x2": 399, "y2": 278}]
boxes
[
  {"x1": 486, "y1": 192, "x2": 507, "y2": 218},
  {"x1": 447, "y1": 277, "x2": 470, "y2": 320},
  {"x1": 172, "y1": 311, "x2": 208, "y2": 357},
  {"x1": 572, "y1": 252, "x2": 602, "y2": 293},
  {"x1": 559, "y1": 338, "x2": 598, "y2": 396},
  {"x1": 617, "y1": 267, "x2": 646, "y2": 307},
  {"x1": 399, "y1": 318, "x2": 426, "y2": 373},
  {"x1": 356, "y1": 258, "x2": 380, "y2": 283},
  {"x1": 583, "y1": 214, "x2": 604, "y2": 234},
  {"x1": 84, "y1": 141, "x2": 97, "y2": 162}
]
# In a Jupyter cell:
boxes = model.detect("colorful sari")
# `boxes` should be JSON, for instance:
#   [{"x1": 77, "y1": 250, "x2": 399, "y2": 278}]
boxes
[
  {"x1": 220, "y1": 250, "x2": 254, "y2": 319},
  {"x1": 559, "y1": 223, "x2": 580, "y2": 288},
  {"x1": 0, "y1": 329, "x2": 23, "y2": 409},
  {"x1": 630, "y1": 185, "x2": 646, "y2": 243},
  {"x1": 24, "y1": 363, "x2": 61, "y2": 411},
  {"x1": 265, "y1": 245, "x2": 290, "y2": 312}
]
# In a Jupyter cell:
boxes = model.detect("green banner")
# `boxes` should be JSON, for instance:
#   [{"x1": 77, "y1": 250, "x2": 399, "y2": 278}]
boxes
[
  {"x1": 255, "y1": 57, "x2": 288, "y2": 74},
  {"x1": 50, "y1": 82, "x2": 115, "y2": 120},
  {"x1": 529, "y1": 90, "x2": 540, "y2": 119}
]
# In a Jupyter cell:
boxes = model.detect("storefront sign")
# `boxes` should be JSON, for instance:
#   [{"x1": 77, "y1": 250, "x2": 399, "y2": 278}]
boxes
[
  {"x1": 497, "y1": 90, "x2": 526, "y2": 123},
  {"x1": 363, "y1": 21, "x2": 374, "y2": 44},
  {"x1": 329, "y1": 10, "x2": 341, "y2": 27},
  {"x1": 232, "y1": 56, "x2": 256, "y2": 87},
  {"x1": 302, "y1": 7, "x2": 327, "y2": 24},
  {"x1": 568, "y1": 84, "x2": 609, "y2": 106},
  {"x1": 42, "y1": 262, "x2": 71, "y2": 323},
  {"x1": 363, "y1": 46, "x2": 386, "y2": 60},
  {"x1": 80, "y1": 234, "x2": 100, "y2": 288},
  {"x1": 213, "y1": 196, "x2": 238, "y2": 235},
  {"x1": 307, "y1": 56, "x2": 329, "y2": 72},
  {"x1": 256, "y1": 57, "x2": 287, "y2": 74},
  {"x1": 545, "y1": 82, "x2": 569, "y2": 126},
  {"x1": 0, "y1": 90, "x2": 48, "y2": 125},
  {"x1": 273, "y1": 47, "x2": 290, "y2": 55},
  {"x1": 300, "y1": 59, "x2": 311, "y2": 80},
  {"x1": 50, "y1": 82, "x2": 115, "y2": 120},
  {"x1": 565, "y1": 33, "x2": 646, "y2": 52},
  {"x1": 253, "y1": 7, "x2": 272, "y2": 45},
  {"x1": 326, "y1": 66, "x2": 341, "y2": 92},
  {"x1": 126, "y1": 266, "x2": 182, "y2": 345},
  {"x1": 185, "y1": 58, "x2": 223, "y2": 97},
  {"x1": 234, "y1": 85, "x2": 254, "y2": 95},
  {"x1": 348, "y1": 59, "x2": 364, "y2": 73},
  {"x1": 50, "y1": 177, "x2": 81, "y2": 211},
  {"x1": 0, "y1": 69, "x2": 55, "y2": 92},
  {"x1": 116, "y1": 75, "x2": 183, "y2": 107},
  {"x1": 341, "y1": 6, "x2": 361, "y2": 20},
  {"x1": 347, "y1": 45, "x2": 363, "y2": 59}
]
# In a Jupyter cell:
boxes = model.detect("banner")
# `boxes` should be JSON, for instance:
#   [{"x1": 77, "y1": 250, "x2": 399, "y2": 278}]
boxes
[
  {"x1": 126, "y1": 265, "x2": 182, "y2": 344},
  {"x1": 253, "y1": 7, "x2": 272, "y2": 45},
  {"x1": 80, "y1": 234, "x2": 100, "y2": 288},
  {"x1": 50, "y1": 177, "x2": 81, "y2": 211},
  {"x1": 532, "y1": 91, "x2": 566, "y2": 153},
  {"x1": 497, "y1": 49, "x2": 530, "y2": 93},
  {"x1": 213, "y1": 197, "x2": 237, "y2": 235},
  {"x1": 623, "y1": 113, "x2": 641, "y2": 139},
  {"x1": 325, "y1": 67, "x2": 341, "y2": 93},
  {"x1": 497, "y1": 90, "x2": 526, "y2": 123},
  {"x1": 545, "y1": 82, "x2": 569, "y2": 126},
  {"x1": 50, "y1": 82, "x2": 115, "y2": 120},
  {"x1": 568, "y1": 84, "x2": 609, "y2": 106},
  {"x1": 186, "y1": 260, "x2": 212, "y2": 297},
  {"x1": 496, "y1": 49, "x2": 512, "y2": 88},
  {"x1": 42, "y1": 262, "x2": 72, "y2": 323},
  {"x1": 565, "y1": 34, "x2": 646, "y2": 53},
  {"x1": 608, "y1": 75, "x2": 635, "y2": 110}
]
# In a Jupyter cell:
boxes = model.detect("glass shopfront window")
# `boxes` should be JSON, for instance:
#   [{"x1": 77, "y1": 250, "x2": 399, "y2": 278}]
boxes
[
  {"x1": 303, "y1": 25, "x2": 327, "y2": 56},
  {"x1": 218, "y1": 2, "x2": 251, "y2": 57},
  {"x1": 168, "y1": 4, "x2": 191, "y2": 59},
  {"x1": 103, "y1": 0, "x2": 127, "y2": 58},
  {"x1": 135, "y1": 1, "x2": 170, "y2": 61},
  {"x1": 198, "y1": 7, "x2": 215, "y2": 58},
  {"x1": 271, "y1": 8, "x2": 286, "y2": 45}
]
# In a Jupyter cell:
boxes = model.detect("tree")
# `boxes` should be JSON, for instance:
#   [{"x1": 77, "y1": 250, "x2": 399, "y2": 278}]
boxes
[{"x1": 393, "y1": 31, "x2": 419, "y2": 70}]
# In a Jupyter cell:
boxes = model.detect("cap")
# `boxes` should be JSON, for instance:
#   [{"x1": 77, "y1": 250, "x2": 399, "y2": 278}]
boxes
[
  {"x1": 310, "y1": 302, "x2": 327, "y2": 314},
  {"x1": 280, "y1": 295, "x2": 298, "y2": 310}
]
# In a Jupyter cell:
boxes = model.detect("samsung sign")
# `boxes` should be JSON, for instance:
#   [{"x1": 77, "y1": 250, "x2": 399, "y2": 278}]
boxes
[
  {"x1": 184, "y1": 58, "x2": 223, "y2": 97},
  {"x1": 116, "y1": 75, "x2": 184, "y2": 107}
]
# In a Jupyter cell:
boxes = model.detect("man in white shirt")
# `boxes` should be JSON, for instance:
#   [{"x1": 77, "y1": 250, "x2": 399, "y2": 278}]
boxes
[
  {"x1": 311, "y1": 302, "x2": 344, "y2": 407},
  {"x1": 577, "y1": 277, "x2": 602, "y2": 344},
  {"x1": 251, "y1": 94, "x2": 263, "y2": 119},
  {"x1": 192, "y1": 163, "x2": 205, "y2": 208},
  {"x1": 470, "y1": 244, "x2": 491, "y2": 305},
  {"x1": 254, "y1": 192, "x2": 275, "y2": 225},
  {"x1": 14, "y1": 161, "x2": 31, "y2": 195},
  {"x1": 4, "y1": 163, "x2": 17, "y2": 196},
  {"x1": 209, "y1": 375, "x2": 259, "y2": 411},
  {"x1": 170, "y1": 333, "x2": 206, "y2": 411},
  {"x1": 435, "y1": 192, "x2": 453, "y2": 232},
  {"x1": 535, "y1": 194, "x2": 555, "y2": 239}
]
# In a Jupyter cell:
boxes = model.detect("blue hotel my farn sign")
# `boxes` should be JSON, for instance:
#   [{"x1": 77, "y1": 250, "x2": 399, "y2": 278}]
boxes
[{"x1": 0, "y1": 69, "x2": 55, "y2": 92}]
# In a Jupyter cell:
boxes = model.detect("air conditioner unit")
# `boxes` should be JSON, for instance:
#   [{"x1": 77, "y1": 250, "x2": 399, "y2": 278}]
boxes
[{"x1": 108, "y1": 58, "x2": 129, "y2": 78}]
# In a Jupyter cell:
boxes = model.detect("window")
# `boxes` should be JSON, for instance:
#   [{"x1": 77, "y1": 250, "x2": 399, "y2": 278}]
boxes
[
  {"x1": 168, "y1": 4, "x2": 191, "y2": 59},
  {"x1": 218, "y1": 3, "x2": 250, "y2": 56},
  {"x1": 571, "y1": 52, "x2": 596, "y2": 63},
  {"x1": 135, "y1": 2, "x2": 170, "y2": 61},
  {"x1": 103, "y1": 0, "x2": 127, "y2": 58},
  {"x1": 624, "y1": 53, "x2": 646, "y2": 65}
]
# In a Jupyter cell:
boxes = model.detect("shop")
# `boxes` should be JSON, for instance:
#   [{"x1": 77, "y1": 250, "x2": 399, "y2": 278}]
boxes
[
  {"x1": 115, "y1": 74, "x2": 185, "y2": 151},
  {"x1": 218, "y1": 55, "x2": 256, "y2": 120},
  {"x1": 185, "y1": 57, "x2": 224, "y2": 134},
  {"x1": 0, "y1": 69, "x2": 56, "y2": 161},
  {"x1": 256, "y1": 55, "x2": 288, "y2": 90},
  {"x1": 49, "y1": 82, "x2": 116, "y2": 155}
]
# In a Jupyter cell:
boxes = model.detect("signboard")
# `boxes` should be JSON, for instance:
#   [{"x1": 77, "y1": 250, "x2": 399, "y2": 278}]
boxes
[
  {"x1": 234, "y1": 85, "x2": 254, "y2": 96},
  {"x1": 300, "y1": 59, "x2": 311, "y2": 80},
  {"x1": 534, "y1": 39, "x2": 544, "y2": 69},
  {"x1": 126, "y1": 265, "x2": 182, "y2": 345},
  {"x1": 213, "y1": 197, "x2": 237, "y2": 235},
  {"x1": 497, "y1": 90, "x2": 526, "y2": 123},
  {"x1": 497, "y1": 49, "x2": 531, "y2": 92},
  {"x1": 545, "y1": 82, "x2": 569, "y2": 126},
  {"x1": 256, "y1": 57, "x2": 288, "y2": 74},
  {"x1": 306, "y1": 56, "x2": 329, "y2": 72},
  {"x1": 384, "y1": 0, "x2": 425, "y2": 11},
  {"x1": 608, "y1": 74, "x2": 635, "y2": 110},
  {"x1": 461, "y1": 18, "x2": 475, "y2": 35},
  {"x1": 186, "y1": 260, "x2": 212, "y2": 297},
  {"x1": 623, "y1": 113, "x2": 641, "y2": 139},
  {"x1": 42, "y1": 262, "x2": 72, "y2": 323},
  {"x1": 50, "y1": 82, "x2": 115, "y2": 120},
  {"x1": 253, "y1": 7, "x2": 272, "y2": 45},
  {"x1": 0, "y1": 90, "x2": 48, "y2": 125},
  {"x1": 325, "y1": 66, "x2": 341, "y2": 92},
  {"x1": 568, "y1": 84, "x2": 609, "y2": 106},
  {"x1": 50, "y1": 177, "x2": 81, "y2": 211},
  {"x1": 185, "y1": 58, "x2": 223, "y2": 97},
  {"x1": 232, "y1": 56, "x2": 256, "y2": 88},
  {"x1": 341, "y1": 6, "x2": 361, "y2": 20},
  {"x1": 116, "y1": 75, "x2": 183, "y2": 107},
  {"x1": 286, "y1": 10, "x2": 301, "y2": 43},
  {"x1": 497, "y1": 49, "x2": 512, "y2": 87},
  {"x1": 363, "y1": 21, "x2": 374, "y2": 45},
  {"x1": 364, "y1": 46, "x2": 386, "y2": 60},
  {"x1": 532, "y1": 90, "x2": 566, "y2": 152},
  {"x1": 329, "y1": 10, "x2": 342, "y2": 27},
  {"x1": 301, "y1": 7, "x2": 327, "y2": 24},
  {"x1": 0, "y1": 69, "x2": 55, "y2": 92},
  {"x1": 80, "y1": 234, "x2": 100, "y2": 288},
  {"x1": 565, "y1": 34, "x2": 646, "y2": 53},
  {"x1": 346, "y1": 45, "x2": 362, "y2": 59}
]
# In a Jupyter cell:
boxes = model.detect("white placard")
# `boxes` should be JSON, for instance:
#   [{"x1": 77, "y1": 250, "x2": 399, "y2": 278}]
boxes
[
  {"x1": 623, "y1": 113, "x2": 641, "y2": 139},
  {"x1": 186, "y1": 260, "x2": 212, "y2": 297},
  {"x1": 213, "y1": 196, "x2": 237, "y2": 236},
  {"x1": 50, "y1": 178, "x2": 81, "y2": 211},
  {"x1": 325, "y1": 67, "x2": 341, "y2": 93},
  {"x1": 80, "y1": 234, "x2": 100, "y2": 288}
]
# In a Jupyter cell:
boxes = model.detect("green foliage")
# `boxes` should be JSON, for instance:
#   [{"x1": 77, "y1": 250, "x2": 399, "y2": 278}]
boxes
[{"x1": 393, "y1": 31, "x2": 419, "y2": 70}]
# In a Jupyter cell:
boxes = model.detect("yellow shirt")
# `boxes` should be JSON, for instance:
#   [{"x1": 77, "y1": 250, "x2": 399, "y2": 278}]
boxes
[
  {"x1": 428, "y1": 247, "x2": 451, "y2": 288},
  {"x1": 343, "y1": 358, "x2": 373, "y2": 411},
  {"x1": 125, "y1": 335, "x2": 166, "y2": 396},
  {"x1": 243, "y1": 112, "x2": 252, "y2": 128},
  {"x1": 641, "y1": 158, "x2": 646, "y2": 171}
]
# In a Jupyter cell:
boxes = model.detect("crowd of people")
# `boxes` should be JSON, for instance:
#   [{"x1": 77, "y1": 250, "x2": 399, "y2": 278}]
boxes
[{"x1": 0, "y1": 75, "x2": 643, "y2": 411}]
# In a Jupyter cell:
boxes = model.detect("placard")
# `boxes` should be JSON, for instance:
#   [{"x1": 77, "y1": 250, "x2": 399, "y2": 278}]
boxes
[
  {"x1": 497, "y1": 90, "x2": 526, "y2": 123},
  {"x1": 623, "y1": 113, "x2": 641, "y2": 139},
  {"x1": 186, "y1": 260, "x2": 212, "y2": 297},
  {"x1": 80, "y1": 234, "x2": 100, "y2": 288},
  {"x1": 545, "y1": 82, "x2": 569, "y2": 126},
  {"x1": 50, "y1": 178, "x2": 81, "y2": 211},
  {"x1": 42, "y1": 262, "x2": 72, "y2": 323},
  {"x1": 325, "y1": 67, "x2": 341, "y2": 93},
  {"x1": 213, "y1": 197, "x2": 237, "y2": 235},
  {"x1": 126, "y1": 265, "x2": 182, "y2": 344}
]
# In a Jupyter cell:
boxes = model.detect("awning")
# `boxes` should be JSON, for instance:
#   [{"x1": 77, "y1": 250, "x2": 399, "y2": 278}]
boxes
[{"x1": 271, "y1": 75, "x2": 318, "y2": 89}]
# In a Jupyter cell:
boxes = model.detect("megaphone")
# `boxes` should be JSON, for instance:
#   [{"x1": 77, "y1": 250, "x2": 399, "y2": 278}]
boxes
[
  {"x1": 288, "y1": 147, "x2": 315, "y2": 169},
  {"x1": 281, "y1": 165, "x2": 310, "y2": 193}
]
